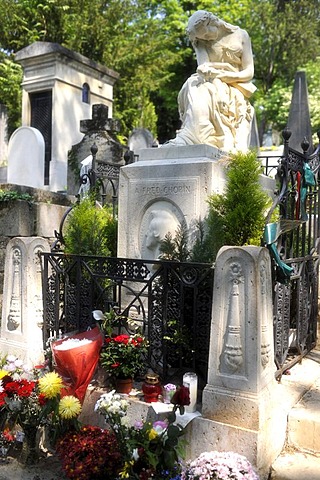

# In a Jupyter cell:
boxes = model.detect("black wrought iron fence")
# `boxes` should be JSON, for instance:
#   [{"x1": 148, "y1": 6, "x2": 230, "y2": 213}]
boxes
[
  {"x1": 40, "y1": 253, "x2": 214, "y2": 385},
  {"x1": 260, "y1": 129, "x2": 320, "y2": 379}
]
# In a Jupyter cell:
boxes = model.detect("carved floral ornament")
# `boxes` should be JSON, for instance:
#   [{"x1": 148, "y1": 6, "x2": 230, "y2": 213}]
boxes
[
  {"x1": 7, "y1": 247, "x2": 22, "y2": 331},
  {"x1": 222, "y1": 257, "x2": 271, "y2": 373},
  {"x1": 260, "y1": 259, "x2": 271, "y2": 368},
  {"x1": 223, "y1": 261, "x2": 244, "y2": 373}
]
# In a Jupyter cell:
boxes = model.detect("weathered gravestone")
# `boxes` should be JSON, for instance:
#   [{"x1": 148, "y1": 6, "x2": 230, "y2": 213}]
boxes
[
  {"x1": 68, "y1": 104, "x2": 127, "y2": 195},
  {"x1": 7, "y1": 127, "x2": 45, "y2": 189},
  {"x1": 0, "y1": 237, "x2": 50, "y2": 366}
]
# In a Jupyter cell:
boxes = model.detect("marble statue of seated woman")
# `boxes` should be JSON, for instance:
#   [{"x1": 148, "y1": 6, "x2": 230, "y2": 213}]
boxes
[{"x1": 165, "y1": 10, "x2": 256, "y2": 152}]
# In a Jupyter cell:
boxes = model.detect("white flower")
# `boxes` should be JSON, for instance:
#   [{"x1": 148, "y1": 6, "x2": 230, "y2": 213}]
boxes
[
  {"x1": 132, "y1": 448, "x2": 140, "y2": 461},
  {"x1": 14, "y1": 359, "x2": 24, "y2": 368},
  {"x1": 92, "y1": 310, "x2": 105, "y2": 321},
  {"x1": 0, "y1": 380, "x2": 3, "y2": 393},
  {"x1": 121, "y1": 416, "x2": 129, "y2": 427},
  {"x1": 6, "y1": 355, "x2": 16, "y2": 363},
  {"x1": 4, "y1": 363, "x2": 15, "y2": 372},
  {"x1": 95, "y1": 390, "x2": 129, "y2": 417}
]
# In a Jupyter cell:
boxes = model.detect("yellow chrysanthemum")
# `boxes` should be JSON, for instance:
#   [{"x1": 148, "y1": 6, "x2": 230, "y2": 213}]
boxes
[
  {"x1": 38, "y1": 371, "x2": 63, "y2": 398},
  {"x1": 0, "y1": 370, "x2": 8, "y2": 380},
  {"x1": 58, "y1": 395, "x2": 82, "y2": 419},
  {"x1": 148, "y1": 428, "x2": 158, "y2": 441}
]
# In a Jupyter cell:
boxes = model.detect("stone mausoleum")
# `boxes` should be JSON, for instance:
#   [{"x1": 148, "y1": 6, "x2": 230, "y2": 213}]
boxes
[{"x1": 8, "y1": 42, "x2": 119, "y2": 192}]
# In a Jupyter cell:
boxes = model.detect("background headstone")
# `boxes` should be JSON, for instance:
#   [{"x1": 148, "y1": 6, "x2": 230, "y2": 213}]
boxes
[
  {"x1": 67, "y1": 104, "x2": 126, "y2": 195},
  {"x1": 7, "y1": 127, "x2": 45, "y2": 188},
  {"x1": 128, "y1": 128, "x2": 158, "y2": 157},
  {"x1": 0, "y1": 105, "x2": 8, "y2": 180}
]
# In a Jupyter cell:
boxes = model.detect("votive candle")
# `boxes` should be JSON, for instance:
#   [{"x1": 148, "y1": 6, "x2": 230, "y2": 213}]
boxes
[{"x1": 183, "y1": 372, "x2": 198, "y2": 413}]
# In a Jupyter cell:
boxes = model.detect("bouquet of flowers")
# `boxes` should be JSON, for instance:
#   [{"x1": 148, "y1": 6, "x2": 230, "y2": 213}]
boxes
[
  {"x1": 52, "y1": 326, "x2": 104, "y2": 403},
  {"x1": 94, "y1": 386, "x2": 190, "y2": 480},
  {"x1": 182, "y1": 451, "x2": 259, "y2": 480},
  {"x1": 100, "y1": 332, "x2": 148, "y2": 379},
  {"x1": 0, "y1": 361, "x2": 82, "y2": 463},
  {"x1": 0, "y1": 370, "x2": 81, "y2": 429}
]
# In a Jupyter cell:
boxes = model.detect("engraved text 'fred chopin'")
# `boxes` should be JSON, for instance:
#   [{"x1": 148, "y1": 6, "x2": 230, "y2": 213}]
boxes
[{"x1": 135, "y1": 183, "x2": 192, "y2": 196}]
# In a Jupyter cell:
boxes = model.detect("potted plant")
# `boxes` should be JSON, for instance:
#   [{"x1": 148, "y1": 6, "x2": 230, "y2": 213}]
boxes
[{"x1": 99, "y1": 333, "x2": 148, "y2": 393}]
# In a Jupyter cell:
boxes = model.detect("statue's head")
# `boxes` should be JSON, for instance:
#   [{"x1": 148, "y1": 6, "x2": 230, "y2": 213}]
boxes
[
  {"x1": 145, "y1": 210, "x2": 178, "y2": 251},
  {"x1": 186, "y1": 11, "x2": 218, "y2": 40},
  {"x1": 186, "y1": 10, "x2": 237, "y2": 42}
]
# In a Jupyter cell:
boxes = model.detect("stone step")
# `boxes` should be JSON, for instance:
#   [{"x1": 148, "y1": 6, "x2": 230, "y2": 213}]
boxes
[
  {"x1": 287, "y1": 374, "x2": 320, "y2": 454},
  {"x1": 269, "y1": 451, "x2": 320, "y2": 480},
  {"x1": 270, "y1": 349, "x2": 320, "y2": 479}
]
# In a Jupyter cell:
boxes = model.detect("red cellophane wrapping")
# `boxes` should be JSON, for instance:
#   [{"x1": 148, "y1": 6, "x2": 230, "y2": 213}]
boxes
[{"x1": 52, "y1": 327, "x2": 103, "y2": 404}]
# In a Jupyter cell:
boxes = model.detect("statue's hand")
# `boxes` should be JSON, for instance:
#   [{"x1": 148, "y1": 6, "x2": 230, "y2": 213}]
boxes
[
  {"x1": 215, "y1": 71, "x2": 238, "y2": 84},
  {"x1": 197, "y1": 63, "x2": 219, "y2": 81}
]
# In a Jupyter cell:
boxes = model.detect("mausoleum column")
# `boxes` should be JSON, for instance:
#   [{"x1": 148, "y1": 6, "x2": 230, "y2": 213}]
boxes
[{"x1": 202, "y1": 245, "x2": 276, "y2": 430}]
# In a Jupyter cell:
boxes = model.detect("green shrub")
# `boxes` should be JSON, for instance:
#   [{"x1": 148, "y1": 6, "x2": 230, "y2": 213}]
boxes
[
  {"x1": 159, "y1": 223, "x2": 190, "y2": 262},
  {"x1": 63, "y1": 197, "x2": 117, "y2": 256},
  {"x1": 191, "y1": 150, "x2": 271, "y2": 263},
  {"x1": 0, "y1": 189, "x2": 33, "y2": 203}
]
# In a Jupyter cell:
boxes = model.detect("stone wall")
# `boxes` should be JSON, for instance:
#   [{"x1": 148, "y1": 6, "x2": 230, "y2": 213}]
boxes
[{"x1": 0, "y1": 184, "x2": 73, "y2": 319}]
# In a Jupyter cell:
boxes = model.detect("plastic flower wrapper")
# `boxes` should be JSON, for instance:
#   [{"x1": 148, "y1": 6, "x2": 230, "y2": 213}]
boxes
[
  {"x1": 182, "y1": 451, "x2": 260, "y2": 480},
  {"x1": 52, "y1": 326, "x2": 103, "y2": 403}
]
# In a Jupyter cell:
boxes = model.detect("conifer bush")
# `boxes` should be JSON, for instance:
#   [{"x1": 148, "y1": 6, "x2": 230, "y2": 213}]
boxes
[
  {"x1": 191, "y1": 150, "x2": 271, "y2": 263},
  {"x1": 63, "y1": 197, "x2": 117, "y2": 256}
]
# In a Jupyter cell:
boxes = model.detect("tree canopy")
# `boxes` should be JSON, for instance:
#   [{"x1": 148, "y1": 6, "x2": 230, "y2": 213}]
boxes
[{"x1": 0, "y1": 0, "x2": 319, "y2": 143}]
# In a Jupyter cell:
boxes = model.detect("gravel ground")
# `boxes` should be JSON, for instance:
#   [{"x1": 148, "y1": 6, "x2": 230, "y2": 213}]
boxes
[{"x1": 0, "y1": 449, "x2": 67, "y2": 480}]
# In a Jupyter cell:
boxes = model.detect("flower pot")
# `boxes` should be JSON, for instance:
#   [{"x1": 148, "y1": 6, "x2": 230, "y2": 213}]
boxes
[{"x1": 115, "y1": 377, "x2": 133, "y2": 394}]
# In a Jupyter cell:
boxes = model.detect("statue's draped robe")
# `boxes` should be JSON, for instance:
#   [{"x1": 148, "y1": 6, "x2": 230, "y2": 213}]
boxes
[{"x1": 172, "y1": 38, "x2": 256, "y2": 151}]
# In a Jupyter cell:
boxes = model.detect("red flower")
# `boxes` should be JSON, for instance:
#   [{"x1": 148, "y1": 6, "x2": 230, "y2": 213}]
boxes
[
  {"x1": 4, "y1": 381, "x2": 20, "y2": 395},
  {"x1": 17, "y1": 379, "x2": 35, "y2": 397},
  {"x1": 111, "y1": 363, "x2": 120, "y2": 369},
  {"x1": 38, "y1": 393, "x2": 47, "y2": 406},
  {"x1": 171, "y1": 385, "x2": 190, "y2": 406},
  {"x1": 0, "y1": 392, "x2": 6, "y2": 406},
  {"x1": 2, "y1": 428, "x2": 14, "y2": 443},
  {"x1": 114, "y1": 334, "x2": 130, "y2": 344},
  {"x1": 5, "y1": 379, "x2": 35, "y2": 398}
]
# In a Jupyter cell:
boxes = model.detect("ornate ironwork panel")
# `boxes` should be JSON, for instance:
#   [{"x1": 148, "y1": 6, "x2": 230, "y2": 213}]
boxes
[
  {"x1": 40, "y1": 253, "x2": 214, "y2": 383},
  {"x1": 261, "y1": 129, "x2": 320, "y2": 378}
]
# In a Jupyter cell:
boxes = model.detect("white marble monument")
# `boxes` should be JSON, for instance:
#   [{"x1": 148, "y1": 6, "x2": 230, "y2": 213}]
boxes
[
  {"x1": 118, "y1": 145, "x2": 228, "y2": 260},
  {"x1": 188, "y1": 246, "x2": 280, "y2": 478},
  {"x1": 0, "y1": 237, "x2": 50, "y2": 366}
]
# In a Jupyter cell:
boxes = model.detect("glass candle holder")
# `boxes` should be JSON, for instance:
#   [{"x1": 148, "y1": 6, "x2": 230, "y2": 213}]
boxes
[
  {"x1": 142, "y1": 373, "x2": 162, "y2": 403},
  {"x1": 183, "y1": 372, "x2": 198, "y2": 413}
]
